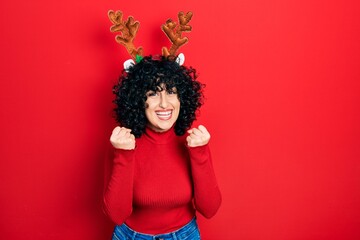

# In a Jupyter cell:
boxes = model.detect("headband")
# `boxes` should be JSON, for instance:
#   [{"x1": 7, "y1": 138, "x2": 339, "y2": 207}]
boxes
[{"x1": 108, "y1": 10, "x2": 193, "y2": 70}]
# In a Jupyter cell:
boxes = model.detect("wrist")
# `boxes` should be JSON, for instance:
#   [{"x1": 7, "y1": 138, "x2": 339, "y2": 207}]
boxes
[
  {"x1": 113, "y1": 148, "x2": 135, "y2": 164},
  {"x1": 187, "y1": 144, "x2": 210, "y2": 164}
]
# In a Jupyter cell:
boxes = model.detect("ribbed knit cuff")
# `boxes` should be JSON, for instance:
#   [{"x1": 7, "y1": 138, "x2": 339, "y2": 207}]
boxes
[
  {"x1": 113, "y1": 148, "x2": 135, "y2": 164},
  {"x1": 187, "y1": 144, "x2": 210, "y2": 165}
]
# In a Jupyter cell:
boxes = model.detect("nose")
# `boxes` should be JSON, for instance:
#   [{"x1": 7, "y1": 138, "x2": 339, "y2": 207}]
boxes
[{"x1": 159, "y1": 91, "x2": 169, "y2": 108}]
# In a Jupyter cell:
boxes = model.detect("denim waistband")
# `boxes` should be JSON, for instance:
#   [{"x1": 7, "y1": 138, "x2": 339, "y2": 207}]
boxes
[{"x1": 114, "y1": 218, "x2": 198, "y2": 240}]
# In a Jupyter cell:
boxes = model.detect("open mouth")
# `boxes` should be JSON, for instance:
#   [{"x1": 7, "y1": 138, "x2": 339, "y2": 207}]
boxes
[{"x1": 155, "y1": 110, "x2": 172, "y2": 120}]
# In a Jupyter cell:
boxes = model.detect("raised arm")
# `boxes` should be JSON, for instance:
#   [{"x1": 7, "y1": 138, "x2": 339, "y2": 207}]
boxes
[
  {"x1": 103, "y1": 127, "x2": 136, "y2": 224},
  {"x1": 187, "y1": 125, "x2": 222, "y2": 218}
]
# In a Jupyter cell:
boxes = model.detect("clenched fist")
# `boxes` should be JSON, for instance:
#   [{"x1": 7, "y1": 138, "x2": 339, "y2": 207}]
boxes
[
  {"x1": 186, "y1": 125, "x2": 211, "y2": 147},
  {"x1": 110, "y1": 126, "x2": 136, "y2": 150}
]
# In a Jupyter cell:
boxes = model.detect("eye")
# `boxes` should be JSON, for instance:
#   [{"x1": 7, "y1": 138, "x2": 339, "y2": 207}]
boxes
[
  {"x1": 146, "y1": 91, "x2": 159, "y2": 97},
  {"x1": 167, "y1": 88, "x2": 178, "y2": 95}
]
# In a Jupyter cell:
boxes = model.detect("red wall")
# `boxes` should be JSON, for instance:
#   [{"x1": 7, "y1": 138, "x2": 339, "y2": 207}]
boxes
[{"x1": 1, "y1": 0, "x2": 360, "y2": 239}]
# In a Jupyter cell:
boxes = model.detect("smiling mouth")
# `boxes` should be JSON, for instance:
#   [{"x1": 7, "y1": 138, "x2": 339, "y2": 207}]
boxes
[{"x1": 156, "y1": 110, "x2": 172, "y2": 120}]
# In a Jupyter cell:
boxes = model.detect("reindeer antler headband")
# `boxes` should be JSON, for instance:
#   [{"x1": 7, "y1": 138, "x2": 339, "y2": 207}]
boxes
[{"x1": 108, "y1": 10, "x2": 193, "y2": 70}]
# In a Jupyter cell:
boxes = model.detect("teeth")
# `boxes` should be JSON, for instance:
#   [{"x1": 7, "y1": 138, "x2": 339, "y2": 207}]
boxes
[
  {"x1": 156, "y1": 111, "x2": 171, "y2": 116},
  {"x1": 156, "y1": 111, "x2": 172, "y2": 120}
]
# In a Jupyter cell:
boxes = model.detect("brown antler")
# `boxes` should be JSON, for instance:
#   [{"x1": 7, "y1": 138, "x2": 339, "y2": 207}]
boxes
[
  {"x1": 162, "y1": 11, "x2": 193, "y2": 57},
  {"x1": 108, "y1": 10, "x2": 143, "y2": 59}
]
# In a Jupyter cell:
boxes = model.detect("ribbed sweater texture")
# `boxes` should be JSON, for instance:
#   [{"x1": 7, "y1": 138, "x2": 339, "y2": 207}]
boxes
[{"x1": 104, "y1": 127, "x2": 221, "y2": 234}]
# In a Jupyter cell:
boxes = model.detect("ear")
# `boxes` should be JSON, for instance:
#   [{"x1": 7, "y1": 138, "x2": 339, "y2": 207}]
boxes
[
  {"x1": 175, "y1": 53, "x2": 185, "y2": 66},
  {"x1": 124, "y1": 59, "x2": 135, "y2": 72}
]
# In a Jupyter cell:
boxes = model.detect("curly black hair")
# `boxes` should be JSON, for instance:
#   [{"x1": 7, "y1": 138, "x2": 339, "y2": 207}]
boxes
[{"x1": 113, "y1": 55, "x2": 204, "y2": 138}]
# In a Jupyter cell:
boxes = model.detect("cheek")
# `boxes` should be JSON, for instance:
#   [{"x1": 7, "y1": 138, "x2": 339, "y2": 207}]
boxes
[
  {"x1": 145, "y1": 101, "x2": 157, "y2": 110},
  {"x1": 169, "y1": 96, "x2": 180, "y2": 106},
  {"x1": 174, "y1": 99, "x2": 181, "y2": 109},
  {"x1": 145, "y1": 98, "x2": 157, "y2": 109}
]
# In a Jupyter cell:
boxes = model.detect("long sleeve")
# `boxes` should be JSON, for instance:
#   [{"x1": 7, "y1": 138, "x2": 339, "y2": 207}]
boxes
[
  {"x1": 103, "y1": 148, "x2": 135, "y2": 224},
  {"x1": 188, "y1": 144, "x2": 222, "y2": 218}
]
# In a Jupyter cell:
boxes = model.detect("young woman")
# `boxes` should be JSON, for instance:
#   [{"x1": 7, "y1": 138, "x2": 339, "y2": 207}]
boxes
[{"x1": 104, "y1": 56, "x2": 221, "y2": 240}]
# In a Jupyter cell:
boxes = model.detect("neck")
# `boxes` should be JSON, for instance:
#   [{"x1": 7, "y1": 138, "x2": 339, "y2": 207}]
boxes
[{"x1": 144, "y1": 126, "x2": 176, "y2": 144}]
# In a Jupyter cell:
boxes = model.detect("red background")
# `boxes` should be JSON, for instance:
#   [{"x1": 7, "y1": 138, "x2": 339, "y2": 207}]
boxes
[{"x1": 1, "y1": 0, "x2": 360, "y2": 239}]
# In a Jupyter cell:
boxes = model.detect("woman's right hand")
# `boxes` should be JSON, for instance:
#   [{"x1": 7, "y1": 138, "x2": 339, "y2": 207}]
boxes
[{"x1": 110, "y1": 126, "x2": 136, "y2": 150}]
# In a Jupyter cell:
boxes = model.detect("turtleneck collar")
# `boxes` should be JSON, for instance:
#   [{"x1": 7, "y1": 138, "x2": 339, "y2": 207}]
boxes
[{"x1": 144, "y1": 126, "x2": 177, "y2": 144}]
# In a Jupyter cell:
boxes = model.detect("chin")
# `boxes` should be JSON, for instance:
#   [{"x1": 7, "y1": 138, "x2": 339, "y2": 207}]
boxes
[{"x1": 153, "y1": 122, "x2": 175, "y2": 132}]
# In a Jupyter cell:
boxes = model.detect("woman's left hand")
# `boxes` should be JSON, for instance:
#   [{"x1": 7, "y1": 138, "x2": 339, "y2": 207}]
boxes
[{"x1": 186, "y1": 125, "x2": 211, "y2": 147}]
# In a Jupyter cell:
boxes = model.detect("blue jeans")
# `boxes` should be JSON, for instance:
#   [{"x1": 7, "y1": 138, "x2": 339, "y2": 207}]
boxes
[{"x1": 112, "y1": 218, "x2": 201, "y2": 240}]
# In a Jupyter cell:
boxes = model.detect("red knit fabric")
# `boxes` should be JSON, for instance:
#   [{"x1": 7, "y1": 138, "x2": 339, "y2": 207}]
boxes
[{"x1": 104, "y1": 127, "x2": 221, "y2": 234}]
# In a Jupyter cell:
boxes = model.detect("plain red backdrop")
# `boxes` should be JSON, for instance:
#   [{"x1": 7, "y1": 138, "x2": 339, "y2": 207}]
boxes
[{"x1": 1, "y1": 0, "x2": 360, "y2": 239}]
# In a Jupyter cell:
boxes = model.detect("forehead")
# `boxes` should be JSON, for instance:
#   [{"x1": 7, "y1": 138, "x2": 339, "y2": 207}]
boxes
[
  {"x1": 147, "y1": 84, "x2": 176, "y2": 92},
  {"x1": 145, "y1": 76, "x2": 177, "y2": 90}
]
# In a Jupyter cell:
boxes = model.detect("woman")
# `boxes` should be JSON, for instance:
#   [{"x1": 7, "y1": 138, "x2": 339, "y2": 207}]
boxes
[{"x1": 104, "y1": 56, "x2": 221, "y2": 240}]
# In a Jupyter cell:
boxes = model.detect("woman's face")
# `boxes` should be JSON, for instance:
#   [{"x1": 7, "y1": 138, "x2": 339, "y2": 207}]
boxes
[{"x1": 145, "y1": 85, "x2": 180, "y2": 132}]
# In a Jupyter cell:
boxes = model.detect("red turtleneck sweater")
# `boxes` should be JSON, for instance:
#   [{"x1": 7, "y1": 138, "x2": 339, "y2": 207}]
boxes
[{"x1": 103, "y1": 127, "x2": 221, "y2": 234}]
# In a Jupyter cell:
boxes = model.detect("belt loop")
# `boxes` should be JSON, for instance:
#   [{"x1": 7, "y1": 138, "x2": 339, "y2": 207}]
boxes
[
  {"x1": 172, "y1": 232, "x2": 177, "y2": 240},
  {"x1": 132, "y1": 231, "x2": 137, "y2": 240}
]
